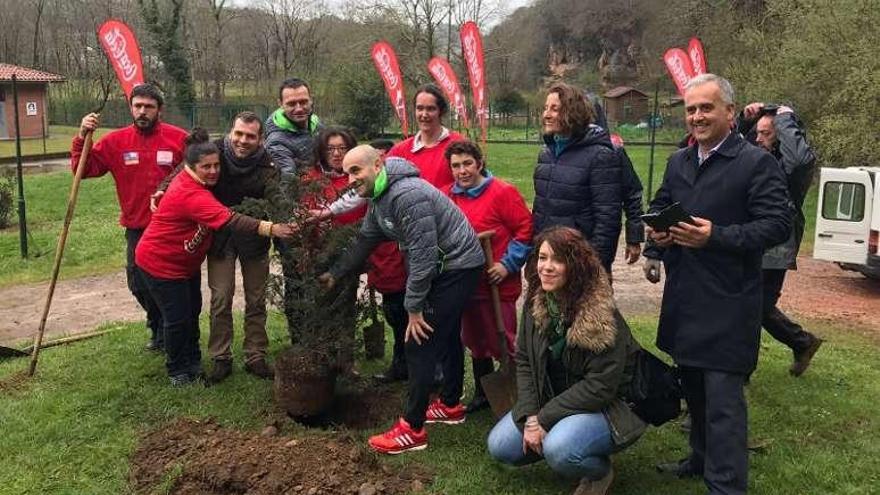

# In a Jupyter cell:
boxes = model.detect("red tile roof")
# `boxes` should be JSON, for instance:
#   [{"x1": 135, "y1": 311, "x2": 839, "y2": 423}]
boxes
[
  {"x1": 0, "y1": 63, "x2": 65, "y2": 82},
  {"x1": 604, "y1": 86, "x2": 648, "y2": 99}
]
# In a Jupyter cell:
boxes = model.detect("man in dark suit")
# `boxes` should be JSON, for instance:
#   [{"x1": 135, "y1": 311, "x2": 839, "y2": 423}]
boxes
[{"x1": 644, "y1": 74, "x2": 791, "y2": 494}]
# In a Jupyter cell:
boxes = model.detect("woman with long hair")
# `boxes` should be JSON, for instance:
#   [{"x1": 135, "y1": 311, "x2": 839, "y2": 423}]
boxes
[
  {"x1": 135, "y1": 129, "x2": 294, "y2": 386},
  {"x1": 487, "y1": 226, "x2": 645, "y2": 495}
]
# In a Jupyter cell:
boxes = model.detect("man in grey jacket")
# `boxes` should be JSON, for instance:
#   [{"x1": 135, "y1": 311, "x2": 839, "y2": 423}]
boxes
[
  {"x1": 264, "y1": 78, "x2": 323, "y2": 335},
  {"x1": 742, "y1": 102, "x2": 822, "y2": 376},
  {"x1": 264, "y1": 78, "x2": 323, "y2": 180},
  {"x1": 320, "y1": 145, "x2": 483, "y2": 454}
]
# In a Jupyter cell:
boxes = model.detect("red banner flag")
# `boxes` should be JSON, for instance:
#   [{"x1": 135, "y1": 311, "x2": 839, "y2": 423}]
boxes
[
  {"x1": 427, "y1": 57, "x2": 470, "y2": 129},
  {"x1": 97, "y1": 20, "x2": 145, "y2": 100},
  {"x1": 688, "y1": 37, "x2": 707, "y2": 76},
  {"x1": 371, "y1": 41, "x2": 409, "y2": 138},
  {"x1": 663, "y1": 48, "x2": 695, "y2": 97},
  {"x1": 460, "y1": 21, "x2": 488, "y2": 144}
]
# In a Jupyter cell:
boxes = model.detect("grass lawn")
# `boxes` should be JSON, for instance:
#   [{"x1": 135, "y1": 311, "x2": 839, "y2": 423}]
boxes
[
  {"x1": 0, "y1": 172, "x2": 125, "y2": 288},
  {"x1": 0, "y1": 126, "x2": 110, "y2": 158},
  {"x1": 1, "y1": 315, "x2": 877, "y2": 494}
]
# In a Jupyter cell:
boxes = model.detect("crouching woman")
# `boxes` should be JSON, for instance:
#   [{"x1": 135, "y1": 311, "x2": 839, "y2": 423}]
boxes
[
  {"x1": 135, "y1": 129, "x2": 294, "y2": 386},
  {"x1": 487, "y1": 226, "x2": 645, "y2": 495}
]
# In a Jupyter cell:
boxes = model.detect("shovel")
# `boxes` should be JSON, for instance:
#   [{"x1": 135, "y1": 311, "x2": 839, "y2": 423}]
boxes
[
  {"x1": 476, "y1": 230, "x2": 518, "y2": 419},
  {"x1": 0, "y1": 329, "x2": 113, "y2": 360}
]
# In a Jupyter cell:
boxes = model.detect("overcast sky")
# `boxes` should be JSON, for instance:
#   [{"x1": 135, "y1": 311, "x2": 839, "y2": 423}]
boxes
[{"x1": 229, "y1": 0, "x2": 534, "y2": 26}]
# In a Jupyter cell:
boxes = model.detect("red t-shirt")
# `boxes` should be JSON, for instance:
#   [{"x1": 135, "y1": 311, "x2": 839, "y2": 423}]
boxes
[
  {"x1": 388, "y1": 130, "x2": 464, "y2": 189},
  {"x1": 446, "y1": 177, "x2": 533, "y2": 301},
  {"x1": 70, "y1": 122, "x2": 188, "y2": 229},
  {"x1": 135, "y1": 170, "x2": 233, "y2": 279}
]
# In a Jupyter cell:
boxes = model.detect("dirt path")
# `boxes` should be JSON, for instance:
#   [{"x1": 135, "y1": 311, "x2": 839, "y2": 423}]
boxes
[
  {"x1": 0, "y1": 268, "x2": 244, "y2": 347},
  {"x1": 1, "y1": 253, "x2": 877, "y2": 348}
]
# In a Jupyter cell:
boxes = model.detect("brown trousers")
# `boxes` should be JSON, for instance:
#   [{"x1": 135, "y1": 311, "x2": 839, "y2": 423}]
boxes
[{"x1": 207, "y1": 254, "x2": 269, "y2": 364}]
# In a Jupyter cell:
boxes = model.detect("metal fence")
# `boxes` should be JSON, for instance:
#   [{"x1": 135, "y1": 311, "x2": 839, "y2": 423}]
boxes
[{"x1": 48, "y1": 99, "x2": 686, "y2": 144}]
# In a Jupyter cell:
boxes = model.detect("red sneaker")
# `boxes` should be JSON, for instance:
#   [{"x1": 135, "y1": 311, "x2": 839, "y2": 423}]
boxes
[
  {"x1": 425, "y1": 398, "x2": 466, "y2": 424},
  {"x1": 368, "y1": 418, "x2": 428, "y2": 455}
]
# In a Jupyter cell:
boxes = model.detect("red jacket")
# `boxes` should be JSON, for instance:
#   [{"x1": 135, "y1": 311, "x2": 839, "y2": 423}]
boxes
[
  {"x1": 303, "y1": 166, "x2": 367, "y2": 226},
  {"x1": 446, "y1": 176, "x2": 533, "y2": 301},
  {"x1": 70, "y1": 122, "x2": 188, "y2": 229},
  {"x1": 388, "y1": 129, "x2": 464, "y2": 189},
  {"x1": 135, "y1": 170, "x2": 232, "y2": 280},
  {"x1": 304, "y1": 166, "x2": 406, "y2": 293}
]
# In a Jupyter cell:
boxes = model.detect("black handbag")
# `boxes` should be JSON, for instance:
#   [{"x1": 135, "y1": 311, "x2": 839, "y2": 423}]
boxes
[{"x1": 628, "y1": 349, "x2": 683, "y2": 426}]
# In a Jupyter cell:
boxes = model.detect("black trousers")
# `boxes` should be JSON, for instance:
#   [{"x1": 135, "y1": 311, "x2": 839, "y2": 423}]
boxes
[
  {"x1": 381, "y1": 290, "x2": 408, "y2": 372},
  {"x1": 680, "y1": 367, "x2": 748, "y2": 495},
  {"x1": 762, "y1": 269, "x2": 813, "y2": 352},
  {"x1": 139, "y1": 268, "x2": 203, "y2": 377},
  {"x1": 404, "y1": 267, "x2": 480, "y2": 429},
  {"x1": 125, "y1": 228, "x2": 164, "y2": 346}
]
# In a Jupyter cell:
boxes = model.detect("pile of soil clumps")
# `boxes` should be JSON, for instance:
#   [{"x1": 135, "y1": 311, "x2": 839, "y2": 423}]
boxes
[{"x1": 130, "y1": 418, "x2": 431, "y2": 495}]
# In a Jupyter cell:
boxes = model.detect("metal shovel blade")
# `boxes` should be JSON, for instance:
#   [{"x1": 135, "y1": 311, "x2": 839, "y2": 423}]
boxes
[
  {"x1": 481, "y1": 365, "x2": 517, "y2": 419},
  {"x1": 0, "y1": 346, "x2": 29, "y2": 358}
]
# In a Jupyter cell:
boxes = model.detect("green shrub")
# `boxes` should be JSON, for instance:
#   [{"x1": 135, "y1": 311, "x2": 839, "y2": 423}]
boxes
[{"x1": 0, "y1": 172, "x2": 14, "y2": 229}]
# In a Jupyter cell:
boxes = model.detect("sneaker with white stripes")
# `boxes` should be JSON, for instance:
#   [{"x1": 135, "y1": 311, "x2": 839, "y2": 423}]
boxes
[
  {"x1": 425, "y1": 398, "x2": 466, "y2": 424},
  {"x1": 368, "y1": 418, "x2": 428, "y2": 455}
]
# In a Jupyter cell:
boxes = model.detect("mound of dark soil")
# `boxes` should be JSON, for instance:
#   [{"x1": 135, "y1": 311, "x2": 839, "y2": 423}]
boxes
[{"x1": 129, "y1": 418, "x2": 431, "y2": 495}]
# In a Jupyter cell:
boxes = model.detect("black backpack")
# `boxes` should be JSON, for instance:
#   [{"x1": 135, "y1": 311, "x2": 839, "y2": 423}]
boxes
[{"x1": 627, "y1": 349, "x2": 683, "y2": 427}]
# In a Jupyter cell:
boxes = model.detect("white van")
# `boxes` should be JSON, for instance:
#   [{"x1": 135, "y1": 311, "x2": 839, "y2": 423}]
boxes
[{"x1": 813, "y1": 167, "x2": 880, "y2": 279}]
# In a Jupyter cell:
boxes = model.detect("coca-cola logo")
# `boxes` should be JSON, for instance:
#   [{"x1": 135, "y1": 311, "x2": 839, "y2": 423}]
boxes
[
  {"x1": 429, "y1": 64, "x2": 455, "y2": 94},
  {"x1": 373, "y1": 47, "x2": 399, "y2": 89},
  {"x1": 689, "y1": 48, "x2": 704, "y2": 74},
  {"x1": 103, "y1": 27, "x2": 139, "y2": 82},
  {"x1": 462, "y1": 33, "x2": 482, "y2": 92},
  {"x1": 667, "y1": 54, "x2": 690, "y2": 88}
]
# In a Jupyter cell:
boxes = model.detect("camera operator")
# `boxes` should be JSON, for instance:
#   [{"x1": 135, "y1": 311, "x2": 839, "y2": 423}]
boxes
[{"x1": 738, "y1": 102, "x2": 822, "y2": 377}]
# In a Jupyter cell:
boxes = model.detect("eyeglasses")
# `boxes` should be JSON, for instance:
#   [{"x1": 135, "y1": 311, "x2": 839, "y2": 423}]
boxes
[{"x1": 327, "y1": 146, "x2": 348, "y2": 154}]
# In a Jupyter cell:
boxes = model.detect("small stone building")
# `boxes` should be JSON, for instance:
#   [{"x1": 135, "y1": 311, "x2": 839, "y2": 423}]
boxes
[
  {"x1": 0, "y1": 64, "x2": 65, "y2": 140},
  {"x1": 602, "y1": 86, "x2": 649, "y2": 126}
]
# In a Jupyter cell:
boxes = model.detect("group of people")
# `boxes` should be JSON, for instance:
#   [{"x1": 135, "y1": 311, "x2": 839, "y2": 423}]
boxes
[{"x1": 71, "y1": 70, "x2": 819, "y2": 494}]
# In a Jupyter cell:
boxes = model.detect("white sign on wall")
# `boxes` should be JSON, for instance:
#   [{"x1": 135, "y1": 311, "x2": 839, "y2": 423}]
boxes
[{"x1": 26, "y1": 101, "x2": 37, "y2": 116}]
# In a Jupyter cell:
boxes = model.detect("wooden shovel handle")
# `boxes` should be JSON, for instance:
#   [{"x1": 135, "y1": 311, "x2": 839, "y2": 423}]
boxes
[
  {"x1": 28, "y1": 129, "x2": 94, "y2": 376},
  {"x1": 477, "y1": 230, "x2": 512, "y2": 372}
]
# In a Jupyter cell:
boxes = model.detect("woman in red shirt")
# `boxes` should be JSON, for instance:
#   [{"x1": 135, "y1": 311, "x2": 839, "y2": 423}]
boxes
[
  {"x1": 444, "y1": 140, "x2": 533, "y2": 412},
  {"x1": 136, "y1": 129, "x2": 294, "y2": 386}
]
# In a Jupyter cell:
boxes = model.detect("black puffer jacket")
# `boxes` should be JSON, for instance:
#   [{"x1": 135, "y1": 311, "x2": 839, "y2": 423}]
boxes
[{"x1": 533, "y1": 126, "x2": 623, "y2": 270}]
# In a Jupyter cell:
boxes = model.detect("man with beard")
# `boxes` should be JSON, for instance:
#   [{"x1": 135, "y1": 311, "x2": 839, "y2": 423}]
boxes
[
  {"x1": 153, "y1": 112, "x2": 282, "y2": 383},
  {"x1": 739, "y1": 102, "x2": 823, "y2": 377},
  {"x1": 71, "y1": 83, "x2": 188, "y2": 352}
]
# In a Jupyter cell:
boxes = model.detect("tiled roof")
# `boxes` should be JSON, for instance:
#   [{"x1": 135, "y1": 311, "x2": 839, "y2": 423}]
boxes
[
  {"x1": 603, "y1": 86, "x2": 647, "y2": 98},
  {"x1": 0, "y1": 64, "x2": 65, "y2": 82}
]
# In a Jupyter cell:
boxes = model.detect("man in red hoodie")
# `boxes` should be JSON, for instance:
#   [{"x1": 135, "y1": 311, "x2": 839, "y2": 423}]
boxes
[{"x1": 70, "y1": 83, "x2": 188, "y2": 352}]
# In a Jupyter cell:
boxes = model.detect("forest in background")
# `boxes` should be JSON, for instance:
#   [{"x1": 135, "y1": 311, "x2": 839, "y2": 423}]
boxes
[{"x1": 0, "y1": 0, "x2": 876, "y2": 165}]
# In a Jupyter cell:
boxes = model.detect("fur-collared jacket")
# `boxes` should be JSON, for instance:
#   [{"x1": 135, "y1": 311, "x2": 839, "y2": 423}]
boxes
[{"x1": 511, "y1": 270, "x2": 646, "y2": 446}]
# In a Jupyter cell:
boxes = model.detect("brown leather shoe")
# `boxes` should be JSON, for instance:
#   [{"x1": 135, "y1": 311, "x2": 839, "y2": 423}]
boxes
[
  {"x1": 790, "y1": 336, "x2": 823, "y2": 377},
  {"x1": 207, "y1": 359, "x2": 233, "y2": 384},
  {"x1": 573, "y1": 466, "x2": 614, "y2": 495},
  {"x1": 245, "y1": 359, "x2": 275, "y2": 380}
]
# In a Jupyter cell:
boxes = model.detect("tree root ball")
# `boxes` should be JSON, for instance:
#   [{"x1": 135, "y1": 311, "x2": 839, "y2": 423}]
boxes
[{"x1": 274, "y1": 346, "x2": 337, "y2": 417}]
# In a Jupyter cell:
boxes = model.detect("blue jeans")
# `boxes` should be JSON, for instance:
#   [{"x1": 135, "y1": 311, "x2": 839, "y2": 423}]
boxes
[
  {"x1": 487, "y1": 411, "x2": 615, "y2": 481},
  {"x1": 138, "y1": 267, "x2": 202, "y2": 378}
]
